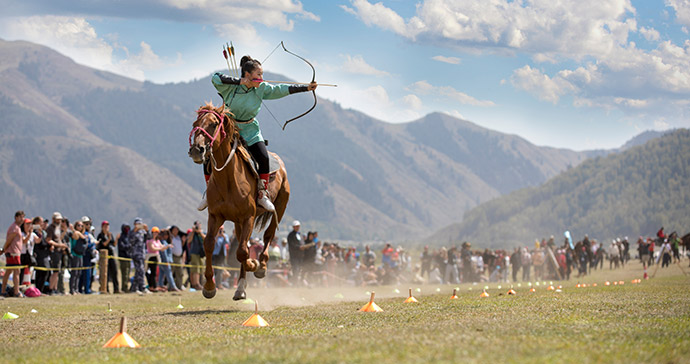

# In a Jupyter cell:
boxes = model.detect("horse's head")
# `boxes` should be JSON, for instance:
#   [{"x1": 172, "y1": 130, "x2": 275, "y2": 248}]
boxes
[{"x1": 188, "y1": 103, "x2": 234, "y2": 164}]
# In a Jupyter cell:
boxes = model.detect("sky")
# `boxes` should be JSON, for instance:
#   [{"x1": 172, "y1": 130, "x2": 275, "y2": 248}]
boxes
[{"x1": 1, "y1": 0, "x2": 689, "y2": 150}]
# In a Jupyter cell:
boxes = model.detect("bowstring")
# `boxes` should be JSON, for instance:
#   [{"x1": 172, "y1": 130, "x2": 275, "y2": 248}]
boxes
[{"x1": 259, "y1": 41, "x2": 286, "y2": 129}]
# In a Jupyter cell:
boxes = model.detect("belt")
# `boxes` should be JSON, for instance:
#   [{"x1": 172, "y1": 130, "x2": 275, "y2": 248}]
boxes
[{"x1": 235, "y1": 118, "x2": 254, "y2": 124}]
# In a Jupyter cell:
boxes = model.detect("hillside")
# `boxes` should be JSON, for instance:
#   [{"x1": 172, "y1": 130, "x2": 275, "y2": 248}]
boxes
[
  {"x1": 1, "y1": 38, "x2": 600, "y2": 239},
  {"x1": 429, "y1": 129, "x2": 690, "y2": 248}
]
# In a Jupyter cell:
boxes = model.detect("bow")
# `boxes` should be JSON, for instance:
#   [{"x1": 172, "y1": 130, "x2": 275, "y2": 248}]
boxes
[{"x1": 264, "y1": 41, "x2": 317, "y2": 130}]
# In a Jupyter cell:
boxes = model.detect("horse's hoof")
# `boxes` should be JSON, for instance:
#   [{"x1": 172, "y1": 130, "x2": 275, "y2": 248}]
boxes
[
  {"x1": 254, "y1": 268, "x2": 266, "y2": 279},
  {"x1": 233, "y1": 290, "x2": 246, "y2": 301},
  {"x1": 248, "y1": 258, "x2": 260, "y2": 272},
  {"x1": 202, "y1": 288, "x2": 216, "y2": 299}
]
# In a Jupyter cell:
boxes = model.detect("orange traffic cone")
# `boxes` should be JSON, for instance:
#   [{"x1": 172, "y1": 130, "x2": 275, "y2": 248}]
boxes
[
  {"x1": 529, "y1": 287, "x2": 536, "y2": 293},
  {"x1": 480, "y1": 289, "x2": 490, "y2": 298},
  {"x1": 404, "y1": 289, "x2": 418, "y2": 303},
  {"x1": 450, "y1": 288, "x2": 458, "y2": 300},
  {"x1": 605, "y1": 281, "x2": 610, "y2": 286},
  {"x1": 507, "y1": 286, "x2": 516, "y2": 295},
  {"x1": 103, "y1": 317, "x2": 141, "y2": 348},
  {"x1": 547, "y1": 285, "x2": 555, "y2": 291},
  {"x1": 619, "y1": 281, "x2": 624, "y2": 285},
  {"x1": 242, "y1": 301, "x2": 270, "y2": 327},
  {"x1": 360, "y1": 292, "x2": 383, "y2": 312},
  {"x1": 22, "y1": 267, "x2": 31, "y2": 286}
]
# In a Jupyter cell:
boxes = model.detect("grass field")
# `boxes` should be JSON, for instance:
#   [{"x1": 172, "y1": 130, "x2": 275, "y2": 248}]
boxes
[{"x1": 1, "y1": 262, "x2": 689, "y2": 363}]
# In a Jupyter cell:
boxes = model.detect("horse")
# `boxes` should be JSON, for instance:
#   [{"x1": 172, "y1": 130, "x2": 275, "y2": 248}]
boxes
[{"x1": 188, "y1": 102, "x2": 290, "y2": 300}]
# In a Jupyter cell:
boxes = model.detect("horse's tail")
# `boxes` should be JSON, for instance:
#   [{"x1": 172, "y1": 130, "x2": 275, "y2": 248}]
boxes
[{"x1": 254, "y1": 211, "x2": 273, "y2": 232}]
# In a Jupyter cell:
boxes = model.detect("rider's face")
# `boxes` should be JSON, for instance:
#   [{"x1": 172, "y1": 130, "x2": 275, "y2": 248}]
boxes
[{"x1": 248, "y1": 66, "x2": 263, "y2": 87}]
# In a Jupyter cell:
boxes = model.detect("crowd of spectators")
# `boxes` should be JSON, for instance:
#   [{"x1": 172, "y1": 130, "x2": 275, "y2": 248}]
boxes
[{"x1": 2, "y1": 209, "x2": 687, "y2": 297}]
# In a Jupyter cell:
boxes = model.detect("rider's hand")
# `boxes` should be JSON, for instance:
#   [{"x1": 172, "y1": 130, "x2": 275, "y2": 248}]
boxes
[{"x1": 308, "y1": 81, "x2": 317, "y2": 91}]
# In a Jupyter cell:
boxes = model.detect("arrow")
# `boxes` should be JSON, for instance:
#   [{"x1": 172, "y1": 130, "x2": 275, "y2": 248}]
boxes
[{"x1": 252, "y1": 79, "x2": 337, "y2": 87}]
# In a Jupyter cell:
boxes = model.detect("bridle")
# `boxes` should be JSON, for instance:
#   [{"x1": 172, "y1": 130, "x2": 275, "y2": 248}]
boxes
[
  {"x1": 189, "y1": 108, "x2": 237, "y2": 172},
  {"x1": 189, "y1": 108, "x2": 227, "y2": 148}
]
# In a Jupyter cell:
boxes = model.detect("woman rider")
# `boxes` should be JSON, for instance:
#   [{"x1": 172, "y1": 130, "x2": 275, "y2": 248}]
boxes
[{"x1": 198, "y1": 55, "x2": 317, "y2": 212}]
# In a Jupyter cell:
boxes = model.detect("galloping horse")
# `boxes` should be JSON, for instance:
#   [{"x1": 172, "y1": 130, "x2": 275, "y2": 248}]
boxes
[{"x1": 188, "y1": 102, "x2": 290, "y2": 300}]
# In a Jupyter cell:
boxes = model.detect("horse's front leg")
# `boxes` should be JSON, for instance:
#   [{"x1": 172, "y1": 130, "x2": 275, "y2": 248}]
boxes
[
  {"x1": 202, "y1": 214, "x2": 223, "y2": 299},
  {"x1": 233, "y1": 217, "x2": 255, "y2": 300}
]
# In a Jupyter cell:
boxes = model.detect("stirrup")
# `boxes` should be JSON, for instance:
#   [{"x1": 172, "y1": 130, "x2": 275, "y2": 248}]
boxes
[
  {"x1": 197, "y1": 190, "x2": 208, "y2": 211},
  {"x1": 257, "y1": 191, "x2": 275, "y2": 212}
]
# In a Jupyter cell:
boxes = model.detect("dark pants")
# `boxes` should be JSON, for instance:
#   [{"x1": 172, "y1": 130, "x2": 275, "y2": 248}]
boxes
[
  {"x1": 132, "y1": 257, "x2": 146, "y2": 292},
  {"x1": 34, "y1": 255, "x2": 51, "y2": 293},
  {"x1": 69, "y1": 256, "x2": 82, "y2": 294},
  {"x1": 146, "y1": 256, "x2": 158, "y2": 289},
  {"x1": 80, "y1": 264, "x2": 93, "y2": 293},
  {"x1": 19, "y1": 253, "x2": 32, "y2": 284},
  {"x1": 247, "y1": 142, "x2": 269, "y2": 174}
]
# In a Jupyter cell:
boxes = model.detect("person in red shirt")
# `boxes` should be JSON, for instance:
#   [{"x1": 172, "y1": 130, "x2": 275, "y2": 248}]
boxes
[{"x1": 2, "y1": 211, "x2": 26, "y2": 297}]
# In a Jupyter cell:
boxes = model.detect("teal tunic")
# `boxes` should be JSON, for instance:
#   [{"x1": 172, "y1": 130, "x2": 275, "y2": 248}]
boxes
[{"x1": 212, "y1": 73, "x2": 291, "y2": 146}]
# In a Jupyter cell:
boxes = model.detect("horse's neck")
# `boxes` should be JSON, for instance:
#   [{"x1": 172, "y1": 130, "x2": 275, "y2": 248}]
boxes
[{"x1": 211, "y1": 138, "x2": 251, "y2": 190}]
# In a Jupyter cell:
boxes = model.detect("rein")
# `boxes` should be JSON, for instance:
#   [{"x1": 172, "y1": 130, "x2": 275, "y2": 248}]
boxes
[
  {"x1": 189, "y1": 108, "x2": 236, "y2": 172},
  {"x1": 188, "y1": 109, "x2": 227, "y2": 148}
]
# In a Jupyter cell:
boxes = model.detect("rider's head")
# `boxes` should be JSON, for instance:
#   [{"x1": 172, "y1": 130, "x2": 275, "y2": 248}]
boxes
[{"x1": 241, "y1": 55, "x2": 263, "y2": 81}]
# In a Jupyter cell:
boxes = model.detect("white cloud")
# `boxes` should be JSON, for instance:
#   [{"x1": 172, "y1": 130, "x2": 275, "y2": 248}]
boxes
[
  {"x1": 406, "y1": 80, "x2": 434, "y2": 94},
  {"x1": 0, "y1": 16, "x2": 180, "y2": 81},
  {"x1": 160, "y1": 0, "x2": 320, "y2": 31},
  {"x1": 406, "y1": 80, "x2": 495, "y2": 107},
  {"x1": 343, "y1": 0, "x2": 637, "y2": 60},
  {"x1": 639, "y1": 26, "x2": 661, "y2": 41},
  {"x1": 667, "y1": 0, "x2": 690, "y2": 26},
  {"x1": 653, "y1": 118, "x2": 671, "y2": 130},
  {"x1": 403, "y1": 94, "x2": 423, "y2": 110},
  {"x1": 438, "y1": 86, "x2": 496, "y2": 107},
  {"x1": 341, "y1": 55, "x2": 390, "y2": 76},
  {"x1": 511, "y1": 65, "x2": 576, "y2": 104},
  {"x1": 342, "y1": 1, "x2": 689, "y2": 121},
  {"x1": 432, "y1": 55, "x2": 461, "y2": 64}
]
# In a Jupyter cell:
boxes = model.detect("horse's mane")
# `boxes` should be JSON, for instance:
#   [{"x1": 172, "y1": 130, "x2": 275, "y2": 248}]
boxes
[{"x1": 198, "y1": 101, "x2": 250, "y2": 162}]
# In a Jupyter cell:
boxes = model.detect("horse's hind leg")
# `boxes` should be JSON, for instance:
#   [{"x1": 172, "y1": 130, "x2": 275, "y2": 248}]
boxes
[
  {"x1": 233, "y1": 218, "x2": 257, "y2": 301},
  {"x1": 202, "y1": 214, "x2": 223, "y2": 299},
  {"x1": 255, "y1": 186, "x2": 289, "y2": 279}
]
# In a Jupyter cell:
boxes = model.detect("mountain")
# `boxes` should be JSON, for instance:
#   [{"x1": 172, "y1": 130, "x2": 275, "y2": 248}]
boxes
[
  {"x1": 429, "y1": 129, "x2": 690, "y2": 248},
  {"x1": 1, "y1": 39, "x2": 603, "y2": 239}
]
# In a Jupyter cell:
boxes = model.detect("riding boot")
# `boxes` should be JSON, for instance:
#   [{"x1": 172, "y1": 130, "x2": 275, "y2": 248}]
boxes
[
  {"x1": 257, "y1": 173, "x2": 275, "y2": 212},
  {"x1": 197, "y1": 174, "x2": 210, "y2": 211}
]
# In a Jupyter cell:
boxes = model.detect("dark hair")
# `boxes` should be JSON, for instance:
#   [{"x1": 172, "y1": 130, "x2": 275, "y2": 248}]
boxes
[
  {"x1": 240, "y1": 55, "x2": 261, "y2": 78},
  {"x1": 14, "y1": 210, "x2": 24, "y2": 218}
]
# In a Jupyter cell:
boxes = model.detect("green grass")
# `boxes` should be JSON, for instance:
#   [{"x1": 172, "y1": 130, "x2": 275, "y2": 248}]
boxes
[{"x1": 1, "y1": 262, "x2": 689, "y2": 363}]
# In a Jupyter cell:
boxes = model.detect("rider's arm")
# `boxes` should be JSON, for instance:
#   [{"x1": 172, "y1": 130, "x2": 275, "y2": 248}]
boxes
[{"x1": 212, "y1": 73, "x2": 240, "y2": 85}]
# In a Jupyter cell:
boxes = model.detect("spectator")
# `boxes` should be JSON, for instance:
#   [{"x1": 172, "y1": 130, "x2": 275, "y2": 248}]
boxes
[
  {"x1": 188, "y1": 221, "x2": 205, "y2": 290},
  {"x1": 97, "y1": 221, "x2": 119, "y2": 293},
  {"x1": 116, "y1": 224, "x2": 132, "y2": 293},
  {"x1": 157, "y1": 229, "x2": 178, "y2": 292},
  {"x1": 79, "y1": 216, "x2": 97, "y2": 294},
  {"x1": 362, "y1": 245, "x2": 376, "y2": 268},
  {"x1": 287, "y1": 220, "x2": 304, "y2": 283},
  {"x1": 2, "y1": 211, "x2": 26, "y2": 297},
  {"x1": 128, "y1": 217, "x2": 150, "y2": 294},
  {"x1": 227, "y1": 229, "x2": 240, "y2": 287},
  {"x1": 69, "y1": 220, "x2": 87, "y2": 295},
  {"x1": 46, "y1": 212, "x2": 68, "y2": 295},
  {"x1": 169, "y1": 225, "x2": 185, "y2": 290},
  {"x1": 19, "y1": 217, "x2": 36, "y2": 286},
  {"x1": 146, "y1": 226, "x2": 163, "y2": 290},
  {"x1": 510, "y1": 247, "x2": 522, "y2": 282},
  {"x1": 420, "y1": 245, "x2": 432, "y2": 280},
  {"x1": 213, "y1": 226, "x2": 229, "y2": 289},
  {"x1": 33, "y1": 216, "x2": 52, "y2": 293}
]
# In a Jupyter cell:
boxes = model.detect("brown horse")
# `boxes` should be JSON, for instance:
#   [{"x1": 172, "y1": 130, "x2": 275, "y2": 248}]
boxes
[{"x1": 188, "y1": 102, "x2": 290, "y2": 300}]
